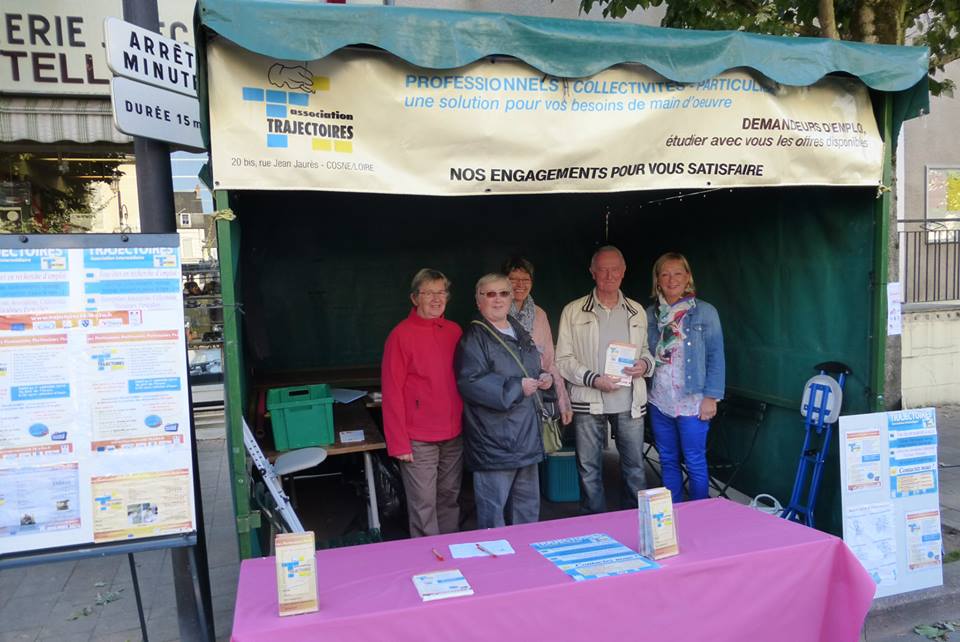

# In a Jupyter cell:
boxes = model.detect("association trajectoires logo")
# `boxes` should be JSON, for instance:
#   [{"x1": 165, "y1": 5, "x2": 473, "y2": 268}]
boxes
[{"x1": 241, "y1": 63, "x2": 356, "y2": 153}]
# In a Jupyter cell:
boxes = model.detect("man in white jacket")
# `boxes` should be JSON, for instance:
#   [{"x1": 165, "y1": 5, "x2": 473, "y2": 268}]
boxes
[{"x1": 556, "y1": 246, "x2": 656, "y2": 513}]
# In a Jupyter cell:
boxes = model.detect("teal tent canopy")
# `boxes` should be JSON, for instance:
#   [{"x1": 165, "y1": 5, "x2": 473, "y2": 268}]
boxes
[{"x1": 198, "y1": 0, "x2": 929, "y2": 121}]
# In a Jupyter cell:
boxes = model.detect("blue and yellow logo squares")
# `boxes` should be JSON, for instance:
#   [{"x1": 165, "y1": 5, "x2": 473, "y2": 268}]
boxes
[{"x1": 242, "y1": 76, "x2": 351, "y2": 153}]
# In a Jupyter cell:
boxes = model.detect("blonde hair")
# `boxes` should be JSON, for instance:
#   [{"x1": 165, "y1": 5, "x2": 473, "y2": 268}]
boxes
[{"x1": 651, "y1": 252, "x2": 696, "y2": 299}]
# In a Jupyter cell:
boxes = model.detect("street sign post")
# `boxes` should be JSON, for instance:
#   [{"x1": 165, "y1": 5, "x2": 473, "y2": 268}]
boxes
[
  {"x1": 104, "y1": 16, "x2": 198, "y2": 97},
  {"x1": 110, "y1": 76, "x2": 203, "y2": 149}
]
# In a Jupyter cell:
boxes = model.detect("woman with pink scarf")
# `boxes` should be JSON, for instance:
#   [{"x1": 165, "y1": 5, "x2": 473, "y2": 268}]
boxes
[{"x1": 502, "y1": 257, "x2": 572, "y2": 427}]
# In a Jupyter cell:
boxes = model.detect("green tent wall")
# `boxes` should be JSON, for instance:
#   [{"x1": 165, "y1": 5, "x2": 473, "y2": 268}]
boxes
[{"x1": 198, "y1": 2, "x2": 927, "y2": 559}]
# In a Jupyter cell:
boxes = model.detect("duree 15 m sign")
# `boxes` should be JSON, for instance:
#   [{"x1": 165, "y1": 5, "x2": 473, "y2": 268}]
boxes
[{"x1": 104, "y1": 17, "x2": 201, "y2": 150}]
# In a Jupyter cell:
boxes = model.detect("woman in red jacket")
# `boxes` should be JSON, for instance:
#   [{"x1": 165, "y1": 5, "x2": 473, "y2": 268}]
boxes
[{"x1": 381, "y1": 269, "x2": 464, "y2": 537}]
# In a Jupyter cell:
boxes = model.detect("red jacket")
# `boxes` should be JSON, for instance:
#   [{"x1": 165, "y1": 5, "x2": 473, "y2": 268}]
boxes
[{"x1": 381, "y1": 309, "x2": 463, "y2": 456}]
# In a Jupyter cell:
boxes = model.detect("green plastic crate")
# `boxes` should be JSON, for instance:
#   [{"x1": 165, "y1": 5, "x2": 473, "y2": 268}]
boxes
[{"x1": 266, "y1": 383, "x2": 334, "y2": 451}]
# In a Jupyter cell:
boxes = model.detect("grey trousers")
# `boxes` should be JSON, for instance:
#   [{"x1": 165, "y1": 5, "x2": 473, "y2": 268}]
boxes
[
  {"x1": 399, "y1": 436, "x2": 463, "y2": 537},
  {"x1": 473, "y1": 463, "x2": 540, "y2": 529}
]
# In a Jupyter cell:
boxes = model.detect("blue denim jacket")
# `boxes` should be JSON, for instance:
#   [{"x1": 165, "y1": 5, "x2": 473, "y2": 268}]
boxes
[{"x1": 646, "y1": 299, "x2": 725, "y2": 400}]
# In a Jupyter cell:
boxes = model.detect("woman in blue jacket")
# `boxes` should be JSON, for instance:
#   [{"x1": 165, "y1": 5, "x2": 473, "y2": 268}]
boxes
[
  {"x1": 646, "y1": 253, "x2": 725, "y2": 503},
  {"x1": 456, "y1": 273, "x2": 552, "y2": 528}
]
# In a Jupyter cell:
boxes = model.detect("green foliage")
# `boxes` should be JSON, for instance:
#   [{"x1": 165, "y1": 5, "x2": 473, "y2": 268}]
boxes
[
  {"x1": 914, "y1": 621, "x2": 960, "y2": 640},
  {"x1": 578, "y1": 0, "x2": 959, "y2": 95},
  {"x1": 0, "y1": 152, "x2": 124, "y2": 234}
]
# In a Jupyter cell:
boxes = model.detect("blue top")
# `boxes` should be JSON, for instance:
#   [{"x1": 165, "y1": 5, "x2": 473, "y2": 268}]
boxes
[{"x1": 646, "y1": 299, "x2": 725, "y2": 400}]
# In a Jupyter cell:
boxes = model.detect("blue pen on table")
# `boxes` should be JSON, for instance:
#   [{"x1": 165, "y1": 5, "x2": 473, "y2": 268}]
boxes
[{"x1": 476, "y1": 543, "x2": 498, "y2": 558}]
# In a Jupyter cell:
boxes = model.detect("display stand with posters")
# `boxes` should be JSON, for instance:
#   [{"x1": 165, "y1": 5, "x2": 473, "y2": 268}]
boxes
[
  {"x1": 839, "y1": 408, "x2": 942, "y2": 599},
  {"x1": 0, "y1": 234, "x2": 214, "y2": 641}
]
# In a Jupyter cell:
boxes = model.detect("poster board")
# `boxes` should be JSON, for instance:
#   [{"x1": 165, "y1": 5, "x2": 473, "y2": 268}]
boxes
[
  {"x1": 0, "y1": 234, "x2": 198, "y2": 562},
  {"x1": 839, "y1": 408, "x2": 942, "y2": 598}
]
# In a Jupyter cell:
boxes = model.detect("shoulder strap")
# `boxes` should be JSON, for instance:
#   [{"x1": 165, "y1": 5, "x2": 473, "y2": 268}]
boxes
[{"x1": 470, "y1": 320, "x2": 545, "y2": 413}]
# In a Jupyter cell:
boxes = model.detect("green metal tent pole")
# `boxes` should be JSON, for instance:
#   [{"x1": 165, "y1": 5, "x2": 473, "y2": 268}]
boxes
[
  {"x1": 870, "y1": 94, "x2": 894, "y2": 412},
  {"x1": 216, "y1": 193, "x2": 259, "y2": 560}
]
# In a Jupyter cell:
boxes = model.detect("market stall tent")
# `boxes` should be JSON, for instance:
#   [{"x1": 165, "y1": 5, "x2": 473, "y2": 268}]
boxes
[{"x1": 196, "y1": 0, "x2": 929, "y2": 558}]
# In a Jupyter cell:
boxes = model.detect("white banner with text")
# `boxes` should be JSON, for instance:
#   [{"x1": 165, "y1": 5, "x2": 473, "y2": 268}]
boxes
[{"x1": 207, "y1": 40, "x2": 884, "y2": 195}]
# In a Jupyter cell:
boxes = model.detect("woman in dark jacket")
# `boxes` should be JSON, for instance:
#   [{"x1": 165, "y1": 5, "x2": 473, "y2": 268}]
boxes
[{"x1": 455, "y1": 273, "x2": 552, "y2": 528}]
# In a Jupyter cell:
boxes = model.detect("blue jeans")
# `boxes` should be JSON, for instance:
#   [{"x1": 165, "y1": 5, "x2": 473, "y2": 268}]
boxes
[
  {"x1": 473, "y1": 464, "x2": 540, "y2": 528},
  {"x1": 648, "y1": 404, "x2": 710, "y2": 503},
  {"x1": 573, "y1": 411, "x2": 646, "y2": 514}
]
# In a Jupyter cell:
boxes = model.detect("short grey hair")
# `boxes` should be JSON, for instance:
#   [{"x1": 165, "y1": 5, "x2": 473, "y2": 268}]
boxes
[
  {"x1": 590, "y1": 245, "x2": 626, "y2": 269},
  {"x1": 409, "y1": 268, "x2": 450, "y2": 298},
  {"x1": 475, "y1": 272, "x2": 509, "y2": 296}
]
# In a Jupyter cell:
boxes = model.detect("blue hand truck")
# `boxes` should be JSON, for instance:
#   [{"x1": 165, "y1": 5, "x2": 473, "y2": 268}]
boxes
[{"x1": 781, "y1": 361, "x2": 852, "y2": 528}]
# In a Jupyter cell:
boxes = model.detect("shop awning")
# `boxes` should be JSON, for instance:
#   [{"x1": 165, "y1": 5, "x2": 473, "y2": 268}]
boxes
[
  {"x1": 0, "y1": 97, "x2": 131, "y2": 145},
  {"x1": 198, "y1": 0, "x2": 930, "y2": 120}
]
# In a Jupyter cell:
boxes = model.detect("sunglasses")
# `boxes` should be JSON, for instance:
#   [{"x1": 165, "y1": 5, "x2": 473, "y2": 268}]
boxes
[{"x1": 479, "y1": 290, "x2": 512, "y2": 299}]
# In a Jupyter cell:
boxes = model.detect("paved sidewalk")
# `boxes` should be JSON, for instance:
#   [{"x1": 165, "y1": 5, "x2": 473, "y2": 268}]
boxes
[{"x1": 0, "y1": 436, "x2": 238, "y2": 642}]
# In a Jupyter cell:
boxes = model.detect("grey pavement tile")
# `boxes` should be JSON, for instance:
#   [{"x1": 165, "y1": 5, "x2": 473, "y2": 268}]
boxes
[
  {"x1": 0, "y1": 569, "x2": 28, "y2": 610},
  {"x1": 0, "y1": 594, "x2": 59, "y2": 632},
  {"x1": 37, "y1": 614, "x2": 99, "y2": 640},
  {"x1": 86, "y1": 601, "x2": 146, "y2": 636},
  {"x1": 941, "y1": 506, "x2": 960, "y2": 528},
  {"x1": 141, "y1": 581, "x2": 178, "y2": 613},
  {"x1": 36, "y1": 630, "x2": 92, "y2": 642},
  {"x1": 211, "y1": 591, "x2": 236, "y2": 615},
  {"x1": 109, "y1": 573, "x2": 173, "y2": 609},
  {"x1": 213, "y1": 608, "x2": 233, "y2": 640},
  {"x1": 9, "y1": 564, "x2": 72, "y2": 599},
  {"x1": 127, "y1": 553, "x2": 171, "y2": 581},
  {"x1": 47, "y1": 593, "x2": 104, "y2": 631},
  {"x1": 205, "y1": 542, "x2": 239, "y2": 570},
  {"x1": 0, "y1": 630, "x2": 40, "y2": 642},
  {"x1": 207, "y1": 563, "x2": 239, "y2": 594},
  {"x1": 87, "y1": 629, "x2": 143, "y2": 642},
  {"x1": 61, "y1": 564, "x2": 123, "y2": 594},
  {"x1": 144, "y1": 607, "x2": 185, "y2": 642}
]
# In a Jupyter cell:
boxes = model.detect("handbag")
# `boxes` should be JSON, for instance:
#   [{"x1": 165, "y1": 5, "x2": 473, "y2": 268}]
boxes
[{"x1": 470, "y1": 320, "x2": 564, "y2": 455}]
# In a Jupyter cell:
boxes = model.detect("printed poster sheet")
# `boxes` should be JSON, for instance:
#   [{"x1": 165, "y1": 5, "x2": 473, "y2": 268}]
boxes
[
  {"x1": 207, "y1": 41, "x2": 883, "y2": 195},
  {"x1": 839, "y1": 409, "x2": 942, "y2": 599},
  {"x1": 0, "y1": 241, "x2": 196, "y2": 556},
  {"x1": 531, "y1": 533, "x2": 659, "y2": 581}
]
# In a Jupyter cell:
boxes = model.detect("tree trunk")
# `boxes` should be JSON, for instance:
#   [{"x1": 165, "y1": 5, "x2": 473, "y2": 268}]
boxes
[
  {"x1": 851, "y1": 0, "x2": 906, "y2": 44},
  {"x1": 818, "y1": 0, "x2": 840, "y2": 39}
]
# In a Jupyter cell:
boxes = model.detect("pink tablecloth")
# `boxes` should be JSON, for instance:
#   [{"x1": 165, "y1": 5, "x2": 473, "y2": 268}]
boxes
[{"x1": 231, "y1": 498, "x2": 874, "y2": 642}]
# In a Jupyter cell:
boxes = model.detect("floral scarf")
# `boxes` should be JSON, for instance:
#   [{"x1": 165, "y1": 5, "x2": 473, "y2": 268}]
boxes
[
  {"x1": 655, "y1": 293, "x2": 697, "y2": 365},
  {"x1": 509, "y1": 295, "x2": 537, "y2": 333}
]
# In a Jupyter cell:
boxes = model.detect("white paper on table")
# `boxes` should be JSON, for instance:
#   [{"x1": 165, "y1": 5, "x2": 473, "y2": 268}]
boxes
[
  {"x1": 449, "y1": 539, "x2": 515, "y2": 558},
  {"x1": 331, "y1": 388, "x2": 368, "y2": 404},
  {"x1": 886, "y1": 282, "x2": 902, "y2": 336},
  {"x1": 339, "y1": 430, "x2": 365, "y2": 443},
  {"x1": 604, "y1": 342, "x2": 638, "y2": 387}
]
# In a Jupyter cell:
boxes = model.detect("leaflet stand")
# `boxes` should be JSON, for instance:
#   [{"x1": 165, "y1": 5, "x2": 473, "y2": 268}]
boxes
[{"x1": 781, "y1": 361, "x2": 852, "y2": 528}]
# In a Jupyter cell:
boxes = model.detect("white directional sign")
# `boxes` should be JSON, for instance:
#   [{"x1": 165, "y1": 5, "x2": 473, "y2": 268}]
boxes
[
  {"x1": 104, "y1": 17, "x2": 198, "y2": 97},
  {"x1": 110, "y1": 77, "x2": 203, "y2": 149}
]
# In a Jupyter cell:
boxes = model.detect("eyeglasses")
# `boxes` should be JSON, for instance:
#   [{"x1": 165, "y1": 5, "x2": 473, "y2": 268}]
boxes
[
  {"x1": 479, "y1": 290, "x2": 512, "y2": 299},
  {"x1": 508, "y1": 277, "x2": 532, "y2": 285},
  {"x1": 418, "y1": 290, "x2": 448, "y2": 299}
]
